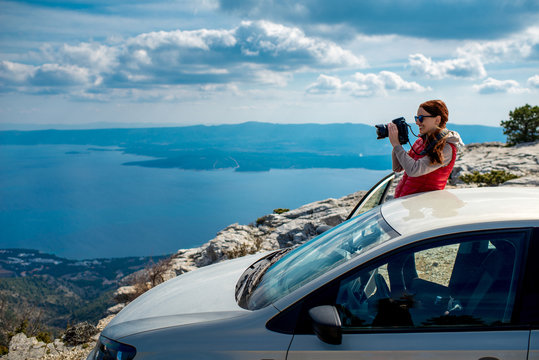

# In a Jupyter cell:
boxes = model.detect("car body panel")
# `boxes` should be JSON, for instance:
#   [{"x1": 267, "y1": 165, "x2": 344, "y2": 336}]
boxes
[
  {"x1": 288, "y1": 330, "x2": 530, "y2": 360},
  {"x1": 103, "y1": 253, "x2": 267, "y2": 339},
  {"x1": 382, "y1": 188, "x2": 539, "y2": 236},
  {"x1": 530, "y1": 331, "x2": 539, "y2": 360},
  {"x1": 113, "y1": 305, "x2": 290, "y2": 360}
]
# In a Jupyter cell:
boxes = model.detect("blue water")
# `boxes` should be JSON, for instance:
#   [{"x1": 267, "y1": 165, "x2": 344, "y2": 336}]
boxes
[{"x1": 0, "y1": 145, "x2": 390, "y2": 259}]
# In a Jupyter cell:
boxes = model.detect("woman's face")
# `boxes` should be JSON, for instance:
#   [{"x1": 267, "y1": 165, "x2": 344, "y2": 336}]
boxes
[{"x1": 416, "y1": 107, "x2": 440, "y2": 135}]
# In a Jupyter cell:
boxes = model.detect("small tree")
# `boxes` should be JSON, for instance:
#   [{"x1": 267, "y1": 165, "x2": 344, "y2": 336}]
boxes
[{"x1": 500, "y1": 104, "x2": 539, "y2": 146}]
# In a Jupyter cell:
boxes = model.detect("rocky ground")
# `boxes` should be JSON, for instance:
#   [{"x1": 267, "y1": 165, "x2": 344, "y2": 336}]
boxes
[
  {"x1": 450, "y1": 141, "x2": 539, "y2": 187},
  {"x1": 3, "y1": 140, "x2": 538, "y2": 360}
]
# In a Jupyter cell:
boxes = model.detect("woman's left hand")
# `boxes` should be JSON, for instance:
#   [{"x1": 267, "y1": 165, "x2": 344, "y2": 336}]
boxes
[{"x1": 388, "y1": 123, "x2": 401, "y2": 147}]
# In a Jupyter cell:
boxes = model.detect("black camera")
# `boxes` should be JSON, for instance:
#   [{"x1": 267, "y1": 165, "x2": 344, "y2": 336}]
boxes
[{"x1": 375, "y1": 117, "x2": 409, "y2": 145}]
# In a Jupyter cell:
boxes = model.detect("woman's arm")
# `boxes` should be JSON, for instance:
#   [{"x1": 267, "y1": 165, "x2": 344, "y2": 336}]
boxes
[
  {"x1": 393, "y1": 143, "x2": 453, "y2": 177},
  {"x1": 392, "y1": 148, "x2": 404, "y2": 172}
]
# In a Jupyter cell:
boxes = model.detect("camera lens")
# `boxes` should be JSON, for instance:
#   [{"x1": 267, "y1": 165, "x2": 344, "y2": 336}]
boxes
[{"x1": 375, "y1": 124, "x2": 388, "y2": 139}]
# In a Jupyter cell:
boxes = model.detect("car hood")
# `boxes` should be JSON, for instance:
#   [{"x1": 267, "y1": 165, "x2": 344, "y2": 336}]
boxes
[{"x1": 103, "y1": 253, "x2": 267, "y2": 340}]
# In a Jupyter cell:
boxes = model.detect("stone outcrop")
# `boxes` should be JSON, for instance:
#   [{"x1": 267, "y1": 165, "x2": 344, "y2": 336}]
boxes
[
  {"x1": 1, "y1": 316, "x2": 113, "y2": 360},
  {"x1": 450, "y1": 141, "x2": 539, "y2": 187}
]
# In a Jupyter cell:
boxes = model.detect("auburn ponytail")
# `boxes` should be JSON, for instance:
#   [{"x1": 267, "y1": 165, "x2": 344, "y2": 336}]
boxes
[{"x1": 419, "y1": 100, "x2": 449, "y2": 165}]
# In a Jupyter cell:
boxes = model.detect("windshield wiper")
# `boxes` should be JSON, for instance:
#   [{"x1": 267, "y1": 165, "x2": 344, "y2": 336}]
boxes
[{"x1": 235, "y1": 246, "x2": 298, "y2": 309}]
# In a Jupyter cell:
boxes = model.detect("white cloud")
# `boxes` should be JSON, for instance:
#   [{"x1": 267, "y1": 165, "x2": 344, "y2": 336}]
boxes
[
  {"x1": 408, "y1": 27, "x2": 539, "y2": 80},
  {"x1": 234, "y1": 21, "x2": 367, "y2": 68},
  {"x1": 307, "y1": 71, "x2": 429, "y2": 97},
  {"x1": 473, "y1": 77, "x2": 528, "y2": 94},
  {"x1": 31, "y1": 63, "x2": 90, "y2": 86},
  {"x1": 528, "y1": 74, "x2": 539, "y2": 88},
  {"x1": 56, "y1": 43, "x2": 119, "y2": 73},
  {"x1": 306, "y1": 74, "x2": 345, "y2": 94},
  {"x1": 376, "y1": 71, "x2": 428, "y2": 92},
  {"x1": 251, "y1": 68, "x2": 291, "y2": 86},
  {"x1": 0, "y1": 20, "x2": 367, "y2": 98},
  {"x1": 127, "y1": 28, "x2": 237, "y2": 51},
  {"x1": 0, "y1": 61, "x2": 35, "y2": 84},
  {"x1": 456, "y1": 27, "x2": 539, "y2": 64},
  {"x1": 0, "y1": 60, "x2": 91, "y2": 88},
  {"x1": 409, "y1": 53, "x2": 487, "y2": 79}
]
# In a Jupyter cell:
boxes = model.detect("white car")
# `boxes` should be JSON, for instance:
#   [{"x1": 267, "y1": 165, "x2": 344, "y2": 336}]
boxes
[{"x1": 89, "y1": 175, "x2": 539, "y2": 360}]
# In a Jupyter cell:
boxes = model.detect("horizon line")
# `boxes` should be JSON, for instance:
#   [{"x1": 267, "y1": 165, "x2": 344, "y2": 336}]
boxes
[{"x1": 0, "y1": 120, "x2": 503, "y2": 132}]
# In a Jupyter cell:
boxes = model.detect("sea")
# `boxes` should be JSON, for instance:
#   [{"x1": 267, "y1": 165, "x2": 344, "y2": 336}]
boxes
[{"x1": 0, "y1": 145, "x2": 391, "y2": 259}]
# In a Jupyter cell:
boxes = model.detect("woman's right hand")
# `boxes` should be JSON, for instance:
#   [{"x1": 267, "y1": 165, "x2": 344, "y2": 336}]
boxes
[{"x1": 388, "y1": 122, "x2": 400, "y2": 147}]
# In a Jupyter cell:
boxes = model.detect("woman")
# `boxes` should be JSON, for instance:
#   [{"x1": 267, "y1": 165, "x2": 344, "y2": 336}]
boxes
[{"x1": 389, "y1": 99, "x2": 464, "y2": 198}]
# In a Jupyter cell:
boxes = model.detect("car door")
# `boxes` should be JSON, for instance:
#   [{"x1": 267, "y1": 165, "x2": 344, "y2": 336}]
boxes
[
  {"x1": 346, "y1": 172, "x2": 395, "y2": 220},
  {"x1": 286, "y1": 229, "x2": 532, "y2": 360}
]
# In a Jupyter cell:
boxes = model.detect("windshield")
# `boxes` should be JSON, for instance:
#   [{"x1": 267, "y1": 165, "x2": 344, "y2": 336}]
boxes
[{"x1": 247, "y1": 208, "x2": 397, "y2": 310}]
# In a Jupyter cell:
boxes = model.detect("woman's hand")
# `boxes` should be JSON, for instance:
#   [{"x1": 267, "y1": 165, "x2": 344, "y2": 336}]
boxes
[{"x1": 388, "y1": 122, "x2": 401, "y2": 147}]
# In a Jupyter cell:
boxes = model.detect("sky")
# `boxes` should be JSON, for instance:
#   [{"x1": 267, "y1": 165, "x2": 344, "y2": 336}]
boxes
[{"x1": 0, "y1": 0, "x2": 538, "y2": 128}]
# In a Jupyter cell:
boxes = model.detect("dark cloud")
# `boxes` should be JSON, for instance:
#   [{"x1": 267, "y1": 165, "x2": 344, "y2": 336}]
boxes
[{"x1": 218, "y1": 0, "x2": 539, "y2": 40}]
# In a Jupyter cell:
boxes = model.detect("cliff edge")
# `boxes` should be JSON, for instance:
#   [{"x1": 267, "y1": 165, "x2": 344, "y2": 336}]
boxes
[{"x1": 3, "y1": 140, "x2": 538, "y2": 360}]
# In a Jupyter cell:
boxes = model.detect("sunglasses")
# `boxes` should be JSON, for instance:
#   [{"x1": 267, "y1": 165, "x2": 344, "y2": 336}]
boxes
[{"x1": 414, "y1": 115, "x2": 437, "y2": 123}]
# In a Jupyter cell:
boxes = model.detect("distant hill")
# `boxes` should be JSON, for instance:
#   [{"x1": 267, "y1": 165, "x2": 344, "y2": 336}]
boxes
[
  {"x1": 0, "y1": 249, "x2": 169, "y2": 344},
  {"x1": 0, "y1": 122, "x2": 505, "y2": 171}
]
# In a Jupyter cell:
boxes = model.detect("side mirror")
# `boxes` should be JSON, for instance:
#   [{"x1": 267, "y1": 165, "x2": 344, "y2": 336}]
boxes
[{"x1": 308, "y1": 305, "x2": 342, "y2": 345}]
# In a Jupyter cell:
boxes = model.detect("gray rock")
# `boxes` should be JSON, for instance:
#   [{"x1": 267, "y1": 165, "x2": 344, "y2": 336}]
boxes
[
  {"x1": 113, "y1": 285, "x2": 137, "y2": 303},
  {"x1": 5, "y1": 333, "x2": 47, "y2": 360},
  {"x1": 293, "y1": 232, "x2": 307, "y2": 243},
  {"x1": 501, "y1": 175, "x2": 539, "y2": 187},
  {"x1": 450, "y1": 141, "x2": 539, "y2": 186},
  {"x1": 316, "y1": 224, "x2": 332, "y2": 234},
  {"x1": 53, "y1": 339, "x2": 66, "y2": 352},
  {"x1": 107, "y1": 302, "x2": 126, "y2": 314},
  {"x1": 46, "y1": 342, "x2": 60, "y2": 357}
]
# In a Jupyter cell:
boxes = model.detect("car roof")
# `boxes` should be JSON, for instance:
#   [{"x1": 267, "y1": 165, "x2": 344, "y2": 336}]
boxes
[
  {"x1": 381, "y1": 187, "x2": 539, "y2": 235},
  {"x1": 381, "y1": 187, "x2": 539, "y2": 236}
]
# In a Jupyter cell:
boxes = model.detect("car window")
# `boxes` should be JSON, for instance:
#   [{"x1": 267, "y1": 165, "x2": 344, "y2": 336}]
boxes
[
  {"x1": 246, "y1": 209, "x2": 398, "y2": 310},
  {"x1": 335, "y1": 230, "x2": 527, "y2": 330},
  {"x1": 346, "y1": 172, "x2": 395, "y2": 220}
]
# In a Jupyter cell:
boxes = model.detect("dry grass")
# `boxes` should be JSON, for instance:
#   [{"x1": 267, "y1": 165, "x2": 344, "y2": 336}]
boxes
[
  {"x1": 414, "y1": 244, "x2": 459, "y2": 287},
  {"x1": 375, "y1": 244, "x2": 459, "y2": 290},
  {"x1": 127, "y1": 256, "x2": 173, "y2": 302}
]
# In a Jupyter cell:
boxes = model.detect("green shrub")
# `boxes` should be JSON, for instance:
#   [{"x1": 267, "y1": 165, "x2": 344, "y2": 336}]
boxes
[
  {"x1": 459, "y1": 170, "x2": 519, "y2": 186},
  {"x1": 0, "y1": 345, "x2": 8, "y2": 356},
  {"x1": 15, "y1": 319, "x2": 28, "y2": 335},
  {"x1": 36, "y1": 331, "x2": 52, "y2": 344},
  {"x1": 273, "y1": 208, "x2": 290, "y2": 214},
  {"x1": 501, "y1": 104, "x2": 539, "y2": 146}
]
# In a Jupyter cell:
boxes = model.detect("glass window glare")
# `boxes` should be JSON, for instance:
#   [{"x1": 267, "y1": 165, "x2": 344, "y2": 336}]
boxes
[{"x1": 247, "y1": 209, "x2": 396, "y2": 310}]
